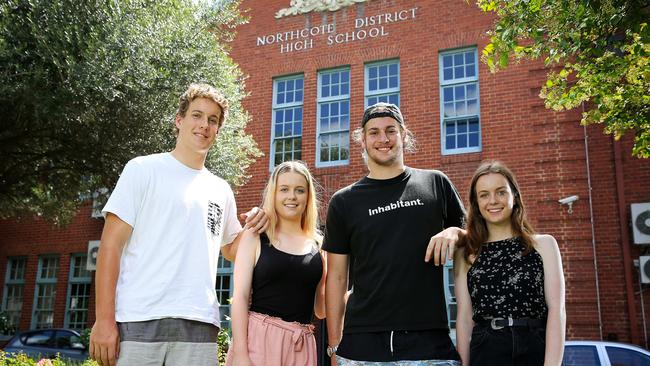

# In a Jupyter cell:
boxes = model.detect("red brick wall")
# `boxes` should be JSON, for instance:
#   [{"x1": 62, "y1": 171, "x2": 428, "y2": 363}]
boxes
[
  {"x1": 0, "y1": 204, "x2": 102, "y2": 331},
  {"x1": 0, "y1": 0, "x2": 648, "y2": 347},
  {"x1": 229, "y1": 0, "x2": 650, "y2": 346}
]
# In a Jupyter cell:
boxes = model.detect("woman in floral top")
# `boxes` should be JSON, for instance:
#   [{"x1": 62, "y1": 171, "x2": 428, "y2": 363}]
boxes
[{"x1": 454, "y1": 161, "x2": 566, "y2": 366}]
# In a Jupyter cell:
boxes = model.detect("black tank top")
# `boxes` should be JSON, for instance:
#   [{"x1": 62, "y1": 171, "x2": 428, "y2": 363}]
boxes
[
  {"x1": 467, "y1": 237, "x2": 547, "y2": 321},
  {"x1": 249, "y1": 233, "x2": 323, "y2": 324}
]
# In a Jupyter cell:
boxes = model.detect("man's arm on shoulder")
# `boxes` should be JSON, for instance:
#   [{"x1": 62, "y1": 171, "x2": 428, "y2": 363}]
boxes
[
  {"x1": 425, "y1": 227, "x2": 466, "y2": 265},
  {"x1": 222, "y1": 207, "x2": 269, "y2": 261},
  {"x1": 90, "y1": 213, "x2": 132, "y2": 366},
  {"x1": 325, "y1": 251, "x2": 349, "y2": 365}
]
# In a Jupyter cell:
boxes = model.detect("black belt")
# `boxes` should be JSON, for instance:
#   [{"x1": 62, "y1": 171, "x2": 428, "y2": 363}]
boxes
[{"x1": 477, "y1": 317, "x2": 545, "y2": 330}]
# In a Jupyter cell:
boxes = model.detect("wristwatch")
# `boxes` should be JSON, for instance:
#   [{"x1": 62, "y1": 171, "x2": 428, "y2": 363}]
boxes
[{"x1": 326, "y1": 344, "x2": 339, "y2": 357}]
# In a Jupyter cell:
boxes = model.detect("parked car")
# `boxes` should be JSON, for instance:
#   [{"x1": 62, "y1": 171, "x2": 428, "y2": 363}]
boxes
[
  {"x1": 2, "y1": 328, "x2": 88, "y2": 362},
  {"x1": 564, "y1": 340, "x2": 650, "y2": 366}
]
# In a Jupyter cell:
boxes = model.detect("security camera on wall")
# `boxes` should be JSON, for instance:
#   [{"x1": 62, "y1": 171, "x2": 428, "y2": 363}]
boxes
[
  {"x1": 558, "y1": 195, "x2": 579, "y2": 214},
  {"x1": 558, "y1": 195, "x2": 579, "y2": 205}
]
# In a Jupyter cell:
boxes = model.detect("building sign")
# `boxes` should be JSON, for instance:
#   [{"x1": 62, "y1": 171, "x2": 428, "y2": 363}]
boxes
[
  {"x1": 275, "y1": 0, "x2": 370, "y2": 19},
  {"x1": 258, "y1": 4, "x2": 419, "y2": 54}
]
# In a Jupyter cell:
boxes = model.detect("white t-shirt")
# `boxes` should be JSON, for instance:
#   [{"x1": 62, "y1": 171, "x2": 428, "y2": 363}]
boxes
[{"x1": 102, "y1": 152, "x2": 241, "y2": 326}]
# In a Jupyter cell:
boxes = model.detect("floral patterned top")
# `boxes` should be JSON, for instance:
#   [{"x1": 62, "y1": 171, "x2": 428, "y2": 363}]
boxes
[{"x1": 467, "y1": 236, "x2": 547, "y2": 321}]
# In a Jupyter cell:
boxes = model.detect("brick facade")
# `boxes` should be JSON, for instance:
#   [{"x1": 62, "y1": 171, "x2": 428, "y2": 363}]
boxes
[{"x1": 0, "y1": 0, "x2": 648, "y2": 349}]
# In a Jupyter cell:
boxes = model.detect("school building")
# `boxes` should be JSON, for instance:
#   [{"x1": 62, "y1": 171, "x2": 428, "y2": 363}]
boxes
[{"x1": 0, "y1": 0, "x2": 649, "y2": 351}]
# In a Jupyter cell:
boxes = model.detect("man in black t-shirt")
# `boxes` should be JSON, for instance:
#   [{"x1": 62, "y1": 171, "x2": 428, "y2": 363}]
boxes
[{"x1": 323, "y1": 103, "x2": 465, "y2": 365}]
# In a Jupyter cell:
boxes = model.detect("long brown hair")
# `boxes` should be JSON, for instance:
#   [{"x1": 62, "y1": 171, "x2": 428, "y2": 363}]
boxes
[{"x1": 457, "y1": 161, "x2": 536, "y2": 263}]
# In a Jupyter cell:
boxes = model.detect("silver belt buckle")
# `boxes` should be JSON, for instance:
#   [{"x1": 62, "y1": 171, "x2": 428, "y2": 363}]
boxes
[{"x1": 490, "y1": 317, "x2": 513, "y2": 330}]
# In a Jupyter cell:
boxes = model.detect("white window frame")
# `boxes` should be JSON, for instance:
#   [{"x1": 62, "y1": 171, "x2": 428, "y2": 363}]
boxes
[
  {"x1": 3, "y1": 257, "x2": 26, "y2": 331},
  {"x1": 439, "y1": 47, "x2": 481, "y2": 155},
  {"x1": 443, "y1": 259, "x2": 457, "y2": 342},
  {"x1": 316, "y1": 67, "x2": 351, "y2": 168},
  {"x1": 32, "y1": 255, "x2": 59, "y2": 329},
  {"x1": 364, "y1": 59, "x2": 400, "y2": 107},
  {"x1": 216, "y1": 254, "x2": 234, "y2": 329},
  {"x1": 65, "y1": 253, "x2": 92, "y2": 330},
  {"x1": 270, "y1": 74, "x2": 304, "y2": 170}
]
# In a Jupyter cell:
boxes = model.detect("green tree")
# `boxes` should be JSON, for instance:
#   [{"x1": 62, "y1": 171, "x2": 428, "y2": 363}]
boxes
[
  {"x1": 476, "y1": 0, "x2": 650, "y2": 157},
  {"x1": 0, "y1": 0, "x2": 261, "y2": 224}
]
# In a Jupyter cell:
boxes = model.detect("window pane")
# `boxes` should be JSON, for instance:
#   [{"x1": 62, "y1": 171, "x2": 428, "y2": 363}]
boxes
[
  {"x1": 458, "y1": 121, "x2": 468, "y2": 133},
  {"x1": 466, "y1": 84, "x2": 477, "y2": 99},
  {"x1": 455, "y1": 85, "x2": 465, "y2": 99},
  {"x1": 465, "y1": 51, "x2": 475, "y2": 64},
  {"x1": 443, "y1": 88, "x2": 453, "y2": 102},
  {"x1": 469, "y1": 132, "x2": 479, "y2": 147},
  {"x1": 389, "y1": 76, "x2": 398, "y2": 88},
  {"x1": 444, "y1": 103, "x2": 454, "y2": 117},
  {"x1": 454, "y1": 66, "x2": 464, "y2": 79},
  {"x1": 456, "y1": 102, "x2": 466, "y2": 116},
  {"x1": 443, "y1": 55, "x2": 453, "y2": 68},
  {"x1": 389, "y1": 63, "x2": 398, "y2": 75},
  {"x1": 466, "y1": 65, "x2": 476, "y2": 77},
  {"x1": 443, "y1": 68, "x2": 453, "y2": 80},
  {"x1": 469, "y1": 118, "x2": 480, "y2": 132},
  {"x1": 446, "y1": 135, "x2": 456, "y2": 149},
  {"x1": 321, "y1": 104, "x2": 329, "y2": 118},
  {"x1": 458, "y1": 135, "x2": 468, "y2": 148}
]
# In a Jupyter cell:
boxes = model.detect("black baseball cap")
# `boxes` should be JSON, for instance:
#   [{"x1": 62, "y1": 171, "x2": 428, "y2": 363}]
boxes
[{"x1": 361, "y1": 102, "x2": 404, "y2": 127}]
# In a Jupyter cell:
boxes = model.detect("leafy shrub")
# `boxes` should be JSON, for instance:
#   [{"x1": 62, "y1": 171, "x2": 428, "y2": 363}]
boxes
[
  {"x1": 218, "y1": 328, "x2": 230, "y2": 364},
  {"x1": 0, "y1": 351, "x2": 99, "y2": 366},
  {"x1": 0, "y1": 312, "x2": 16, "y2": 336}
]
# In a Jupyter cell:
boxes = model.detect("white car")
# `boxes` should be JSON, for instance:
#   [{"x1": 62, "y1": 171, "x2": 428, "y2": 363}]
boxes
[{"x1": 563, "y1": 340, "x2": 650, "y2": 366}]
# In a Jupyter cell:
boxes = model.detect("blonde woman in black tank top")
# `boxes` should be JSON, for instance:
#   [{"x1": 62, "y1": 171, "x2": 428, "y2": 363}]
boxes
[
  {"x1": 454, "y1": 161, "x2": 566, "y2": 366},
  {"x1": 227, "y1": 161, "x2": 326, "y2": 366}
]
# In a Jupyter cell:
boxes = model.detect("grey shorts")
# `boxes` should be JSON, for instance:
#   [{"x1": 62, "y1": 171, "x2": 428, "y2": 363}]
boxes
[
  {"x1": 336, "y1": 355, "x2": 461, "y2": 366},
  {"x1": 116, "y1": 318, "x2": 218, "y2": 366}
]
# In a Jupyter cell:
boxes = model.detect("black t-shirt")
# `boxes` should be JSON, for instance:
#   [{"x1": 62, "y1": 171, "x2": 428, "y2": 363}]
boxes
[
  {"x1": 323, "y1": 167, "x2": 465, "y2": 334},
  {"x1": 250, "y1": 233, "x2": 323, "y2": 324}
]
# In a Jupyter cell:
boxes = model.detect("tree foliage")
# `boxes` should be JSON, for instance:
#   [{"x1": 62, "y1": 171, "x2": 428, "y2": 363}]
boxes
[
  {"x1": 0, "y1": 0, "x2": 261, "y2": 224},
  {"x1": 476, "y1": 0, "x2": 650, "y2": 157}
]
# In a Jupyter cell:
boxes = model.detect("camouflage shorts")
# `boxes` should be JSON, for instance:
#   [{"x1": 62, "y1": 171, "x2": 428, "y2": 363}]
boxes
[{"x1": 335, "y1": 356, "x2": 461, "y2": 366}]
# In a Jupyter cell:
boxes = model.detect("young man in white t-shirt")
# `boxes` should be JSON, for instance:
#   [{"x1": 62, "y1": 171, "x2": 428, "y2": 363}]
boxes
[{"x1": 89, "y1": 84, "x2": 267, "y2": 366}]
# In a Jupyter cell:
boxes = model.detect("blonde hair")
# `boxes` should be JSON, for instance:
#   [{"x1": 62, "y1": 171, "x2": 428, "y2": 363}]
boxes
[{"x1": 261, "y1": 161, "x2": 322, "y2": 246}]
